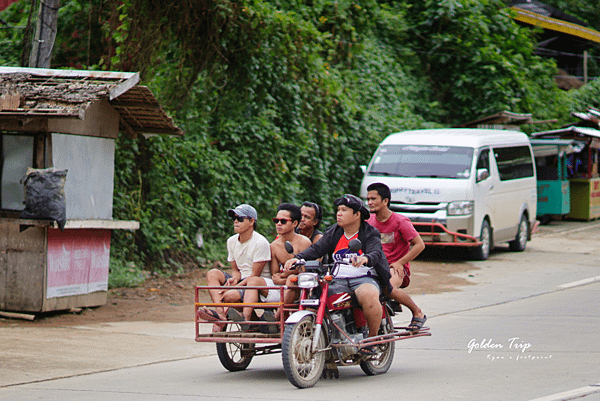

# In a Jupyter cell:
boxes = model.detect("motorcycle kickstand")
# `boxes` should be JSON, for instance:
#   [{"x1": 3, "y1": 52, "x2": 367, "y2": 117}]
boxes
[{"x1": 322, "y1": 363, "x2": 340, "y2": 379}]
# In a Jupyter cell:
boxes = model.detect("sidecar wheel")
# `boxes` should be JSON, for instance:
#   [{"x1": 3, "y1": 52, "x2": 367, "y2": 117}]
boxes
[
  {"x1": 282, "y1": 315, "x2": 326, "y2": 388},
  {"x1": 216, "y1": 323, "x2": 254, "y2": 371}
]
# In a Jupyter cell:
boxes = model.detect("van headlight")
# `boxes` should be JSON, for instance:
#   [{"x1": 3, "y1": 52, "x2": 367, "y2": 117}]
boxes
[
  {"x1": 298, "y1": 273, "x2": 319, "y2": 289},
  {"x1": 447, "y1": 201, "x2": 474, "y2": 216}
]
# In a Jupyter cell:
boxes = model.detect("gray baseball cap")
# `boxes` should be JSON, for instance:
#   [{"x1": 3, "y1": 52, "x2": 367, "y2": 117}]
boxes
[{"x1": 227, "y1": 204, "x2": 258, "y2": 220}]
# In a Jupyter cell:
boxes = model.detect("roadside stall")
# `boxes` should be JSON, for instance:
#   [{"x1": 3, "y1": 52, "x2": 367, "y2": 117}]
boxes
[
  {"x1": 530, "y1": 139, "x2": 584, "y2": 224},
  {"x1": 0, "y1": 67, "x2": 182, "y2": 314},
  {"x1": 531, "y1": 126, "x2": 600, "y2": 221}
]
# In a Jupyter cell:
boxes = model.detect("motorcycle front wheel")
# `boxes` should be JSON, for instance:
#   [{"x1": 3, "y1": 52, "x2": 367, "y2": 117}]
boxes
[{"x1": 282, "y1": 315, "x2": 326, "y2": 388}]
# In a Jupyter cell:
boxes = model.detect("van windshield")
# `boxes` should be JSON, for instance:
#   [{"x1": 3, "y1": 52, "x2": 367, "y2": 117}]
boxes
[{"x1": 368, "y1": 145, "x2": 474, "y2": 179}]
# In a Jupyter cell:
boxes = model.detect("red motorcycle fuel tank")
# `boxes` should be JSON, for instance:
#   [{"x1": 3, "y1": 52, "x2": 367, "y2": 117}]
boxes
[{"x1": 327, "y1": 292, "x2": 353, "y2": 310}]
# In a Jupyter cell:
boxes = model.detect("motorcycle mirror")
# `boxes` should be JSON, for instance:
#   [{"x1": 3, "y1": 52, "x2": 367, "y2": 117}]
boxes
[
  {"x1": 284, "y1": 241, "x2": 294, "y2": 255},
  {"x1": 348, "y1": 238, "x2": 362, "y2": 252}
]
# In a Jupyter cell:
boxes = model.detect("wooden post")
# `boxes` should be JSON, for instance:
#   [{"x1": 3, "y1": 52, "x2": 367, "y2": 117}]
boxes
[
  {"x1": 29, "y1": 0, "x2": 60, "y2": 68},
  {"x1": 584, "y1": 50, "x2": 588, "y2": 84}
]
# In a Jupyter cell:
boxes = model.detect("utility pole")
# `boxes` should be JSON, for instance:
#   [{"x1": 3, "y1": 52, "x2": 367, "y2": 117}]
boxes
[{"x1": 29, "y1": 0, "x2": 60, "y2": 68}]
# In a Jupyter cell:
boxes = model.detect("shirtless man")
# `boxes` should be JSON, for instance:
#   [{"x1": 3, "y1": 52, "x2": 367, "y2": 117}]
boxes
[
  {"x1": 296, "y1": 201, "x2": 324, "y2": 244},
  {"x1": 243, "y1": 203, "x2": 311, "y2": 323}
]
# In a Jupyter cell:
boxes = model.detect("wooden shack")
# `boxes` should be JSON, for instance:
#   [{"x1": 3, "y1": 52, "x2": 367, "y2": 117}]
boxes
[
  {"x1": 532, "y1": 125, "x2": 600, "y2": 221},
  {"x1": 0, "y1": 67, "x2": 182, "y2": 313}
]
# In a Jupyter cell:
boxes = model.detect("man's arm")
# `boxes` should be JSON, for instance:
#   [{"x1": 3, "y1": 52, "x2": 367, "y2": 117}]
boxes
[
  {"x1": 227, "y1": 261, "x2": 242, "y2": 285},
  {"x1": 270, "y1": 244, "x2": 288, "y2": 285},
  {"x1": 390, "y1": 235, "x2": 425, "y2": 273}
]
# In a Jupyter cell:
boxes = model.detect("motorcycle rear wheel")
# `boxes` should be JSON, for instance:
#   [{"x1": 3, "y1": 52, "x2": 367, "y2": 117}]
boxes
[
  {"x1": 216, "y1": 323, "x2": 254, "y2": 371},
  {"x1": 360, "y1": 322, "x2": 395, "y2": 375},
  {"x1": 282, "y1": 315, "x2": 326, "y2": 388}
]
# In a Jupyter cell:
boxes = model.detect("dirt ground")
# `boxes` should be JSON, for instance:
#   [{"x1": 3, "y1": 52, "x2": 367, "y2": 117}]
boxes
[{"x1": 4, "y1": 250, "x2": 477, "y2": 327}]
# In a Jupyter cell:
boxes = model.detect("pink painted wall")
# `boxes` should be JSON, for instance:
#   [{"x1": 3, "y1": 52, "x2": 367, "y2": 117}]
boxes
[{"x1": 46, "y1": 228, "x2": 111, "y2": 298}]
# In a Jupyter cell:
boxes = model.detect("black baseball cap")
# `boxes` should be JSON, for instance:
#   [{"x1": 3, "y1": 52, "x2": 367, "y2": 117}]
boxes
[{"x1": 334, "y1": 194, "x2": 370, "y2": 220}]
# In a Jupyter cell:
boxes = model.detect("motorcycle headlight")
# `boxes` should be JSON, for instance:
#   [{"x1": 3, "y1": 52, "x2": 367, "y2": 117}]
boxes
[
  {"x1": 447, "y1": 201, "x2": 474, "y2": 216},
  {"x1": 298, "y1": 273, "x2": 319, "y2": 289}
]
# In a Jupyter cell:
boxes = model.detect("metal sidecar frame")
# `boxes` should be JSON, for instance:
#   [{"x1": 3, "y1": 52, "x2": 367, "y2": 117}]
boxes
[{"x1": 194, "y1": 284, "x2": 431, "y2": 361}]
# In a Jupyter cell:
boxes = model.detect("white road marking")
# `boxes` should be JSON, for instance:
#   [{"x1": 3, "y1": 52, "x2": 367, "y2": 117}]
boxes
[
  {"x1": 529, "y1": 384, "x2": 600, "y2": 401},
  {"x1": 557, "y1": 275, "x2": 600, "y2": 289}
]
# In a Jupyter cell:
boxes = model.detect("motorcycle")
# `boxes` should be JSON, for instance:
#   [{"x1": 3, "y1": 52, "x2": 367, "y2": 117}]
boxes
[
  {"x1": 281, "y1": 239, "x2": 430, "y2": 388},
  {"x1": 193, "y1": 239, "x2": 430, "y2": 388}
]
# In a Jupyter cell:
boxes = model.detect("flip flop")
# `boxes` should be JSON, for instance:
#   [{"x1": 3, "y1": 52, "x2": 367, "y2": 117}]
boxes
[
  {"x1": 359, "y1": 345, "x2": 377, "y2": 356},
  {"x1": 197, "y1": 308, "x2": 225, "y2": 329},
  {"x1": 408, "y1": 315, "x2": 427, "y2": 332},
  {"x1": 259, "y1": 310, "x2": 279, "y2": 334},
  {"x1": 227, "y1": 308, "x2": 250, "y2": 331}
]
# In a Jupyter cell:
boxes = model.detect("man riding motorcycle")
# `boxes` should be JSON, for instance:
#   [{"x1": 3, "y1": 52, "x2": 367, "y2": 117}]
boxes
[{"x1": 284, "y1": 194, "x2": 391, "y2": 354}]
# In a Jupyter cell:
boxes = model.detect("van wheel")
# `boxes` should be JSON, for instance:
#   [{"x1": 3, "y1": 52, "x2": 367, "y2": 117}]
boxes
[
  {"x1": 509, "y1": 215, "x2": 529, "y2": 252},
  {"x1": 472, "y1": 220, "x2": 491, "y2": 260}
]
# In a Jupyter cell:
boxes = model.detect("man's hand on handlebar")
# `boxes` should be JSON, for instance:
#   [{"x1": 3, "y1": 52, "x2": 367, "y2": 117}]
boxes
[
  {"x1": 284, "y1": 258, "x2": 306, "y2": 271},
  {"x1": 351, "y1": 255, "x2": 369, "y2": 268}
]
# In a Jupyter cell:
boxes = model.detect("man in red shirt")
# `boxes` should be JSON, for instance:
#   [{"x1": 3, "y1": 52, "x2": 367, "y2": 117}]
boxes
[{"x1": 366, "y1": 182, "x2": 427, "y2": 330}]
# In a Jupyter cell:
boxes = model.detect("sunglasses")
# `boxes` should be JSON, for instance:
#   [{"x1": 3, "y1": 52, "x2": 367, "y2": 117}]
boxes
[
  {"x1": 231, "y1": 215, "x2": 249, "y2": 222},
  {"x1": 272, "y1": 218, "x2": 291, "y2": 224}
]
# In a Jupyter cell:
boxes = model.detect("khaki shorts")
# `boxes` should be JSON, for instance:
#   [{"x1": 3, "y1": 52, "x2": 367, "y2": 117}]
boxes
[{"x1": 328, "y1": 276, "x2": 381, "y2": 295}]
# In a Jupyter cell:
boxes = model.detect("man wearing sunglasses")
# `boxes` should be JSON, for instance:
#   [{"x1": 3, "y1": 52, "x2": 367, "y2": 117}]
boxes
[
  {"x1": 199, "y1": 203, "x2": 271, "y2": 330},
  {"x1": 242, "y1": 203, "x2": 312, "y2": 327},
  {"x1": 284, "y1": 194, "x2": 390, "y2": 354}
]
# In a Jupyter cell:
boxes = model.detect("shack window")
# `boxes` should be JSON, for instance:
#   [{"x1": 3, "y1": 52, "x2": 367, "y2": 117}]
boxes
[
  {"x1": 1, "y1": 134, "x2": 34, "y2": 211},
  {"x1": 493, "y1": 146, "x2": 535, "y2": 181}
]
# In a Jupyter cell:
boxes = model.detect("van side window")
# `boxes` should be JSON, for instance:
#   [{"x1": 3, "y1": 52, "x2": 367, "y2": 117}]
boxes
[
  {"x1": 477, "y1": 149, "x2": 490, "y2": 170},
  {"x1": 476, "y1": 149, "x2": 490, "y2": 182},
  {"x1": 493, "y1": 146, "x2": 534, "y2": 181}
]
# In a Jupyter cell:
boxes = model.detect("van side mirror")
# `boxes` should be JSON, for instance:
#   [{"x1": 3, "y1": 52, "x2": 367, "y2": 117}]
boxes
[
  {"x1": 360, "y1": 165, "x2": 367, "y2": 174},
  {"x1": 477, "y1": 168, "x2": 489, "y2": 182}
]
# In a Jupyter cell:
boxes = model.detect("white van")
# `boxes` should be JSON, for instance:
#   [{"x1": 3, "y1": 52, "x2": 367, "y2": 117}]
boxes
[{"x1": 360, "y1": 129, "x2": 537, "y2": 260}]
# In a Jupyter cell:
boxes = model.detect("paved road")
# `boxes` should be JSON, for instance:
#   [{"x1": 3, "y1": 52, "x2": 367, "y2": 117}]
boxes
[{"x1": 1, "y1": 220, "x2": 600, "y2": 400}]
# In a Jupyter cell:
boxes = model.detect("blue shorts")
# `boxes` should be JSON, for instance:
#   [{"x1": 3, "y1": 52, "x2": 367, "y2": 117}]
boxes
[
  {"x1": 328, "y1": 276, "x2": 380, "y2": 295},
  {"x1": 223, "y1": 271, "x2": 245, "y2": 300}
]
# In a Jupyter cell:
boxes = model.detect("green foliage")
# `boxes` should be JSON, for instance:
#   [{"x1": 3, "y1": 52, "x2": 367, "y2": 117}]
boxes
[
  {"x1": 108, "y1": 258, "x2": 147, "y2": 289},
  {"x1": 97, "y1": 0, "x2": 600, "y2": 270},
  {"x1": 567, "y1": 78, "x2": 600, "y2": 113},
  {"x1": 0, "y1": 0, "x2": 30, "y2": 66},
  {"x1": 108, "y1": 0, "x2": 433, "y2": 269},
  {"x1": 0, "y1": 0, "x2": 108, "y2": 68},
  {"x1": 402, "y1": 0, "x2": 565, "y2": 125},
  {"x1": 4, "y1": 0, "x2": 595, "y2": 271}
]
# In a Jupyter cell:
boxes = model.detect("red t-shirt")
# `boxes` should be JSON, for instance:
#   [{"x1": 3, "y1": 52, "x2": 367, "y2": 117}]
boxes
[
  {"x1": 367, "y1": 212, "x2": 418, "y2": 272},
  {"x1": 332, "y1": 232, "x2": 373, "y2": 278},
  {"x1": 332, "y1": 232, "x2": 362, "y2": 260}
]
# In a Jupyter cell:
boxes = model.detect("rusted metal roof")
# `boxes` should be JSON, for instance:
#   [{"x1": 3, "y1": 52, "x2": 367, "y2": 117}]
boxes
[
  {"x1": 531, "y1": 126, "x2": 600, "y2": 140},
  {"x1": 0, "y1": 67, "x2": 183, "y2": 137}
]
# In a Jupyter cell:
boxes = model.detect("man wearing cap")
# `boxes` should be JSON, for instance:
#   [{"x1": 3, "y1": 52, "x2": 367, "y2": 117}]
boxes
[
  {"x1": 284, "y1": 194, "x2": 390, "y2": 354},
  {"x1": 199, "y1": 204, "x2": 271, "y2": 330}
]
